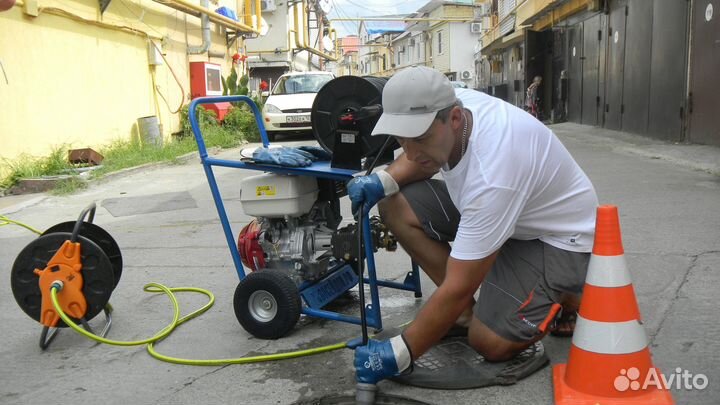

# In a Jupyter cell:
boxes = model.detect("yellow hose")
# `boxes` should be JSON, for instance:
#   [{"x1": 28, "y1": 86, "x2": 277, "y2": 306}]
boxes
[
  {"x1": 50, "y1": 283, "x2": 352, "y2": 366},
  {"x1": 0, "y1": 215, "x2": 43, "y2": 235},
  {"x1": 2, "y1": 213, "x2": 399, "y2": 367}
]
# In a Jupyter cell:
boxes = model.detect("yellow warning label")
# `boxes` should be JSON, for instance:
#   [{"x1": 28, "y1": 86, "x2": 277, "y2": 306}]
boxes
[{"x1": 256, "y1": 185, "x2": 276, "y2": 196}]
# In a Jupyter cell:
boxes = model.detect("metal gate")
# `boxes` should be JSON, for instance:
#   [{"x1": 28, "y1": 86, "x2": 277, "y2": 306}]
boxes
[
  {"x1": 604, "y1": 0, "x2": 627, "y2": 131},
  {"x1": 649, "y1": 0, "x2": 690, "y2": 141},
  {"x1": 688, "y1": 0, "x2": 720, "y2": 145},
  {"x1": 567, "y1": 23, "x2": 583, "y2": 123},
  {"x1": 621, "y1": 0, "x2": 653, "y2": 134},
  {"x1": 581, "y1": 14, "x2": 602, "y2": 126}
]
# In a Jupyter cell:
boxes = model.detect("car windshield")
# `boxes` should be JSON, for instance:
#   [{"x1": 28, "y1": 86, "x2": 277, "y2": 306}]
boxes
[{"x1": 272, "y1": 74, "x2": 333, "y2": 95}]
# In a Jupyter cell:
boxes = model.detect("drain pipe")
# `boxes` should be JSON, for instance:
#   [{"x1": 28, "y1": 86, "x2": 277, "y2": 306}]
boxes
[
  {"x1": 291, "y1": 0, "x2": 338, "y2": 61},
  {"x1": 187, "y1": 0, "x2": 211, "y2": 54}
]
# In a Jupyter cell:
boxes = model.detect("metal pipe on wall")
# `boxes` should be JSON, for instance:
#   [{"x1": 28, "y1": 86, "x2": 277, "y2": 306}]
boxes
[
  {"x1": 152, "y1": 0, "x2": 260, "y2": 34},
  {"x1": 291, "y1": 0, "x2": 338, "y2": 61},
  {"x1": 244, "y1": 0, "x2": 252, "y2": 26},
  {"x1": 187, "y1": 0, "x2": 211, "y2": 54}
]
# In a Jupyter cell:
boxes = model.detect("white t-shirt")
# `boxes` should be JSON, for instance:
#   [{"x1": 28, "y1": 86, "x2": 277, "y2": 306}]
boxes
[{"x1": 441, "y1": 89, "x2": 598, "y2": 260}]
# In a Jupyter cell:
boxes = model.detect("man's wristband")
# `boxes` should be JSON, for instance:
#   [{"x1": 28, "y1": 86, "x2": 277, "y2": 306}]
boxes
[
  {"x1": 376, "y1": 170, "x2": 400, "y2": 197},
  {"x1": 390, "y1": 335, "x2": 412, "y2": 372}
]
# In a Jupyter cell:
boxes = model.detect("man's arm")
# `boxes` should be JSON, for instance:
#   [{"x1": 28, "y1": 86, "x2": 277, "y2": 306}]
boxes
[
  {"x1": 402, "y1": 252, "x2": 499, "y2": 359},
  {"x1": 385, "y1": 152, "x2": 437, "y2": 187}
]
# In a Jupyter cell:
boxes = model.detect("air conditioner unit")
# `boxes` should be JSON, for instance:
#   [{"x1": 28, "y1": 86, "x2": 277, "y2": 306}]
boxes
[
  {"x1": 261, "y1": 0, "x2": 276, "y2": 12},
  {"x1": 461, "y1": 70, "x2": 473, "y2": 80},
  {"x1": 470, "y1": 23, "x2": 482, "y2": 34},
  {"x1": 475, "y1": 3, "x2": 491, "y2": 17}
]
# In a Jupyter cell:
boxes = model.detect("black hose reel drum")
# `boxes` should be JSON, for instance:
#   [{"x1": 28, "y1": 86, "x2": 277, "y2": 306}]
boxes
[
  {"x1": 311, "y1": 76, "x2": 399, "y2": 171},
  {"x1": 10, "y1": 203, "x2": 121, "y2": 349}
]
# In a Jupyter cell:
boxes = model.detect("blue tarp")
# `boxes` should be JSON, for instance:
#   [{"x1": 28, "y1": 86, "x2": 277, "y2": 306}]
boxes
[{"x1": 365, "y1": 20, "x2": 406, "y2": 35}]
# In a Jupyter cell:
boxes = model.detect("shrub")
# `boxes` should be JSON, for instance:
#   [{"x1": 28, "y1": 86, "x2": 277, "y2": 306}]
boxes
[{"x1": 223, "y1": 106, "x2": 261, "y2": 142}]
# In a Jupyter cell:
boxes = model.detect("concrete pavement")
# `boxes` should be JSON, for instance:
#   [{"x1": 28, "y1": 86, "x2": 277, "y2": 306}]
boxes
[{"x1": 1, "y1": 124, "x2": 719, "y2": 405}]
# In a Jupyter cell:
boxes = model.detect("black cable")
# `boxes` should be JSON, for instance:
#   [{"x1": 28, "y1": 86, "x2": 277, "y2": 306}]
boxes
[
  {"x1": 364, "y1": 135, "x2": 393, "y2": 176},
  {"x1": 357, "y1": 201, "x2": 369, "y2": 345},
  {"x1": 71, "y1": 203, "x2": 97, "y2": 243}
]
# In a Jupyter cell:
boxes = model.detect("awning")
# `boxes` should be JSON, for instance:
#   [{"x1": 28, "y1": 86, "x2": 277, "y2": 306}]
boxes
[{"x1": 481, "y1": 28, "x2": 526, "y2": 55}]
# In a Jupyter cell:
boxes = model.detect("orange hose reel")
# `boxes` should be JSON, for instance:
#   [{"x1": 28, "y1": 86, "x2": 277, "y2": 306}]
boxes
[{"x1": 33, "y1": 240, "x2": 87, "y2": 328}]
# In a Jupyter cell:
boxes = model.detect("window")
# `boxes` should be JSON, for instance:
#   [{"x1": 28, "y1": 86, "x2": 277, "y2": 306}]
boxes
[
  {"x1": 272, "y1": 74, "x2": 333, "y2": 95},
  {"x1": 437, "y1": 31, "x2": 443, "y2": 54}
]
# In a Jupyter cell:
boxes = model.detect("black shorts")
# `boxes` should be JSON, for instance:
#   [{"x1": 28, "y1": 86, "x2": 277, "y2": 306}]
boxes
[{"x1": 401, "y1": 179, "x2": 590, "y2": 342}]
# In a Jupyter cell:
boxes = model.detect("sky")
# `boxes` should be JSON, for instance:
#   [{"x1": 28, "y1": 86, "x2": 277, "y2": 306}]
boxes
[{"x1": 326, "y1": 0, "x2": 430, "y2": 37}]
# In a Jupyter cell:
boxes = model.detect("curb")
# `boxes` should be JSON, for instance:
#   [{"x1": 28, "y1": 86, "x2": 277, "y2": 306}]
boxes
[{"x1": 96, "y1": 150, "x2": 200, "y2": 183}]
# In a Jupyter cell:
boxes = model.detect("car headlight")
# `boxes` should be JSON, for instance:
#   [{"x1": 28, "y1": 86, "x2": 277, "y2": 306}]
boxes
[{"x1": 264, "y1": 104, "x2": 282, "y2": 114}]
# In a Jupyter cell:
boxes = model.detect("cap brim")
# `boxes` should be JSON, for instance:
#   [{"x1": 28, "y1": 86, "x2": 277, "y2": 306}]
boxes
[{"x1": 371, "y1": 111, "x2": 436, "y2": 138}]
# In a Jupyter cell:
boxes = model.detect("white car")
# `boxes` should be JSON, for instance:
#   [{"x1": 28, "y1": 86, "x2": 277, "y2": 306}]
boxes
[{"x1": 262, "y1": 71, "x2": 335, "y2": 141}]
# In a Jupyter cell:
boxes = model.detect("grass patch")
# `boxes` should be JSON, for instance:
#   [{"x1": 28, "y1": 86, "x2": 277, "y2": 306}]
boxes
[
  {"x1": 0, "y1": 104, "x2": 260, "y2": 195},
  {"x1": 51, "y1": 177, "x2": 88, "y2": 195},
  {"x1": 0, "y1": 147, "x2": 75, "y2": 190}
]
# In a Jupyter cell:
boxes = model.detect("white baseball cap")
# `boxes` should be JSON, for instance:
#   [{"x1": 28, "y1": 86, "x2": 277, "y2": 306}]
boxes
[{"x1": 371, "y1": 66, "x2": 457, "y2": 138}]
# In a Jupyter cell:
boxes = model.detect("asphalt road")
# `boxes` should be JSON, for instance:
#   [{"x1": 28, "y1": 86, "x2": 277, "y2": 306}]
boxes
[{"x1": 1, "y1": 123, "x2": 718, "y2": 405}]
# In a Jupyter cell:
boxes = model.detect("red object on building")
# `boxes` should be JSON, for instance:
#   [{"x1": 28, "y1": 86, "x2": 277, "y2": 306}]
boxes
[
  {"x1": 259, "y1": 80, "x2": 269, "y2": 91},
  {"x1": 189, "y1": 61, "x2": 232, "y2": 121},
  {"x1": 340, "y1": 36, "x2": 360, "y2": 55}
]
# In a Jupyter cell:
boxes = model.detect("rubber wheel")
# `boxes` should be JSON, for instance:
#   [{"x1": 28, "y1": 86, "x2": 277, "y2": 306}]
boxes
[{"x1": 233, "y1": 269, "x2": 301, "y2": 339}]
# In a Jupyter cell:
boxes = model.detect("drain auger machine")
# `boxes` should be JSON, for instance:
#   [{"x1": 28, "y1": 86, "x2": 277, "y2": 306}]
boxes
[
  {"x1": 193, "y1": 75, "x2": 423, "y2": 339},
  {"x1": 9, "y1": 75, "x2": 422, "y2": 354}
]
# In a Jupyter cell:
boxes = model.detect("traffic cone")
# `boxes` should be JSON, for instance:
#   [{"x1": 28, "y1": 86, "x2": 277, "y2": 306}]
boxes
[{"x1": 552, "y1": 205, "x2": 674, "y2": 405}]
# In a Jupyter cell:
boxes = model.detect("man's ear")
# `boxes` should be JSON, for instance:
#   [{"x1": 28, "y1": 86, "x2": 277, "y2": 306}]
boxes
[{"x1": 451, "y1": 106, "x2": 463, "y2": 129}]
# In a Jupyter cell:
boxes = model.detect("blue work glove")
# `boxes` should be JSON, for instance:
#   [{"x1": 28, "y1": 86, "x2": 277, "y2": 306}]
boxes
[
  {"x1": 354, "y1": 336, "x2": 412, "y2": 384},
  {"x1": 252, "y1": 147, "x2": 313, "y2": 167},
  {"x1": 346, "y1": 170, "x2": 399, "y2": 216},
  {"x1": 297, "y1": 145, "x2": 332, "y2": 161}
]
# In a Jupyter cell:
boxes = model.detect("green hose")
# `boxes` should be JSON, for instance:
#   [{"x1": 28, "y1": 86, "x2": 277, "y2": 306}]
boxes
[
  {"x1": 50, "y1": 282, "x2": 351, "y2": 366},
  {"x1": 1, "y1": 211, "x2": 396, "y2": 367},
  {"x1": 0, "y1": 215, "x2": 43, "y2": 235}
]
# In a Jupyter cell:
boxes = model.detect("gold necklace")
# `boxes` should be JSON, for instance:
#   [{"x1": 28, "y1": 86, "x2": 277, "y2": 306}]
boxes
[{"x1": 461, "y1": 110, "x2": 468, "y2": 157}]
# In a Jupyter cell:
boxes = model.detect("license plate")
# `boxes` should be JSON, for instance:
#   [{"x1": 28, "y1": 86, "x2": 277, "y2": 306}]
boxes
[{"x1": 286, "y1": 115, "x2": 310, "y2": 123}]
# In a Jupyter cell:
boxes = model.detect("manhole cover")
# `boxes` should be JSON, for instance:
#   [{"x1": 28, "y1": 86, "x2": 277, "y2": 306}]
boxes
[{"x1": 391, "y1": 339, "x2": 548, "y2": 389}]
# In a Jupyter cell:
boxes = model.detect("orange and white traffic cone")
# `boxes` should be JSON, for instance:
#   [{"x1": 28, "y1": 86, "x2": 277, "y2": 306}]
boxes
[{"x1": 552, "y1": 205, "x2": 674, "y2": 405}]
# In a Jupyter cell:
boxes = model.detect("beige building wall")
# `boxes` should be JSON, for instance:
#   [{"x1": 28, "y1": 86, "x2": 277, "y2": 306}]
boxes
[
  {"x1": 0, "y1": 0, "x2": 242, "y2": 168},
  {"x1": 426, "y1": 4, "x2": 475, "y2": 74}
]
